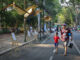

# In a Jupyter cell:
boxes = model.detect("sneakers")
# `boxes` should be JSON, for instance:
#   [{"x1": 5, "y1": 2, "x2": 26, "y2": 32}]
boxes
[{"x1": 63, "y1": 52, "x2": 67, "y2": 56}]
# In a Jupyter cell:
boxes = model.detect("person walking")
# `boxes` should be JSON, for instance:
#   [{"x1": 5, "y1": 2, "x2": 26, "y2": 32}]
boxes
[
  {"x1": 11, "y1": 29, "x2": 18, "y2": 46},
  {"x1": 61, "y1": 24, "x2": 67, "y2": 56},
  {"x1": 53, "y1": 32, "x2": 60, "y2": 53},
  {"x1": 61, "y1": 24, "x2": 72, "y2": 56}
]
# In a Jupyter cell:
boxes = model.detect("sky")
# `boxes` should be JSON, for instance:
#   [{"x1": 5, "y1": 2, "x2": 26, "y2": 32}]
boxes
[
  {"x1": 66, "y1": 0, "x2": 69, "y2": 2},
  {"x1": 59, "y1": 0, "x2": 70, "y2": 6}
]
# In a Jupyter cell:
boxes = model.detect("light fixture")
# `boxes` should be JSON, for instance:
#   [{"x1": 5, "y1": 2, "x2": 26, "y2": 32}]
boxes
[{"x1": 43, "y1": 16, "x2": 52, "y2": 22}]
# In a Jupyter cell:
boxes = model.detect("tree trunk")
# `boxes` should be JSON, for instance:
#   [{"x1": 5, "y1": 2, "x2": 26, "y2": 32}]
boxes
[
  {"x1": 24, "y1": 18, "x2": 27, "y2": 42},
  {"x1": 24, "y1": 0, "x2": 26, "y2": 9}
]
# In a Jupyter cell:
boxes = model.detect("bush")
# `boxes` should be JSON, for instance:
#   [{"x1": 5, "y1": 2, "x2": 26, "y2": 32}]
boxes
[{"x1": 0, "y1": 28, "x2": 10, "y2": 34}]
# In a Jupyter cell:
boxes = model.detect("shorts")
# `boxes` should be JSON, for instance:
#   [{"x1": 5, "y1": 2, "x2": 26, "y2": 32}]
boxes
[
  {"x1": 69, "y1": 36, "x2": 71, "y2": 40},
  {"x1": 63, "y1": 40, "x2": 69, "y2": 46},
  {"x1": 54, "y1": 43, "x2": 58, "y2": 47}
]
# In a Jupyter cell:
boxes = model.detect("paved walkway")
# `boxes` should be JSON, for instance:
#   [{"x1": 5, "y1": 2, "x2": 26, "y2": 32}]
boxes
[
  {"x1": 0, "y1": 32, "x2": 80, "y2": 60},
  {"x1": 0, "y1": 32, "x2": 49, "y2": 55}
]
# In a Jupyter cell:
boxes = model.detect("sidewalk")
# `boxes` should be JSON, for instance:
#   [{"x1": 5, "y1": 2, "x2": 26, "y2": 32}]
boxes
[
  {"x1": 0, "y1": 32, "x2": 49, "y2": 55},
  {"x1": 0, "y1": 33, "x2": 33, "y2": 54}
]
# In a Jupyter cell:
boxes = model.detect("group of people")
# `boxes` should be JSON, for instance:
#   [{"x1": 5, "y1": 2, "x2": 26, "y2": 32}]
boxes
[
  {"x1": 53, "y1": 24, "x2": 72, "y2": 56},
  {"x1": 11, "y1": 26, "x2": 38, "y2": 46},
  {"x1": 27, "y1": 26, "x2": 38, "y2": 40}
]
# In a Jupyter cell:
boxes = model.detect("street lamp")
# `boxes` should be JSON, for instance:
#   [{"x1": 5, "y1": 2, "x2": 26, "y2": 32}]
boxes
[
  {"x1": 1, "y1": 2, "x2": 37, "y2": 42},
  {"x1": 43, "y1": 16, "x2": 52, "y2": 22},
  {"x1": 43, "y1": 16, "x2": 52, "y2": 33},
  {"x1": 13, "y1": 4, "x2": 37, "y2": 42},
  {"x1": 24, "y1": 5, "x2": 37, "y2": 42},
  {"x1": 13, "y1": 2, "x2": 34, "y2": 42},
  {"x1": 24, "y1": 8, "x2": 33, "y2": 42}
]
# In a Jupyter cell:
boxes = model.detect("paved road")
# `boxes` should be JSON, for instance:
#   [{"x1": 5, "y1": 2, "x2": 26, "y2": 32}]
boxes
[
  {"x1": 0, "y1": 32, "x2": 80, "y2": 60},
  {"x1": 73, "y1": 32, "x2": 80, "y2": 48}
]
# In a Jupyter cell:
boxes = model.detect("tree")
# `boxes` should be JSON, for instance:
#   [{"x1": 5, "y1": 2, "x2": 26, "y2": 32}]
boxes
[
  {"x1": 69, "y1": 0, "x2": 80, "y2": 25},
  {"x1": 4, "y1": 10, "x2": 23, "y2": 27},
  {"x1": 56, "y1": 7, "x2": 74, "y2": 26}
]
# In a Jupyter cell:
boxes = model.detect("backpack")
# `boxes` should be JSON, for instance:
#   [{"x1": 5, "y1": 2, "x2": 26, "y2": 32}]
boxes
[
  {"x1": 67, "y1": 28, "x2": 72, "y2": 36},
  {"x1": 68, "y1": 33, "x2": 71, "y2": 36}
]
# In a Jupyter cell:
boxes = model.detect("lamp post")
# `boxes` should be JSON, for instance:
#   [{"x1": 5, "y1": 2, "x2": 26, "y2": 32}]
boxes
[
  {"x1": 43, "y1": 16, "x2": 52, "y2": 32},
  {"x1": 12, "y1": 2, "x2": 37, "y2": 42},
  {"x1": 24, "y1": 8, "x2": 33, "y2": 42},
  {"x1": 24, "y1": 14, "x2": 29, "y2": 42}
]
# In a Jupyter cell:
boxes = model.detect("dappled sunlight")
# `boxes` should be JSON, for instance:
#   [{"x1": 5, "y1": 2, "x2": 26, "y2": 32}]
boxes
[
  {"x1": 5, "y1": 41, "x2": 64, "y2": 48},
  {"x1": 30, "y1": 44, "x2": 64, "y2": 48},
  {"x1": 3, "y1": 41, "x2": 23, "y2": 46},
  {"x1": 1, "y1": 41, "x2": 64, "y2": 48},
  {"x1": 9, "y1": 42, "x2": 23, "y2": 46}
]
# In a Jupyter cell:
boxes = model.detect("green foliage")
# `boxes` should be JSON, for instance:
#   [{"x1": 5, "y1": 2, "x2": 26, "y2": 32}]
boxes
[
  {"x1": 4, "y1": 10, "x2": 23, "y2": 27},
  {"x1": 0, "y1": 0, "x2": 65, "y2": 28},
  {"x1": 45, "y1": 0, "x2": 61, "y2": 16},
  {"x1": 43, "y1": 0, "x2": 62, "y2": 24},
  {"x1": 56, "y1": 7, "x2": 74, "y2": 26},
  {"x1": 27, "y1": 14, "x2": 37, "y2": 27},
  {"x1": 69, "y1": 0, "x2": 80, "y2": 25}
]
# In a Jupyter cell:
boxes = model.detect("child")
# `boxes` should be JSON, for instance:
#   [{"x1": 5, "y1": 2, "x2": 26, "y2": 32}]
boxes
[
  {"x1": 53, "y1": 32, "x2": 60, "y2": 53},
  {"x1": 11, "y1": 29, "x2": 18, "y2": 46}
]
